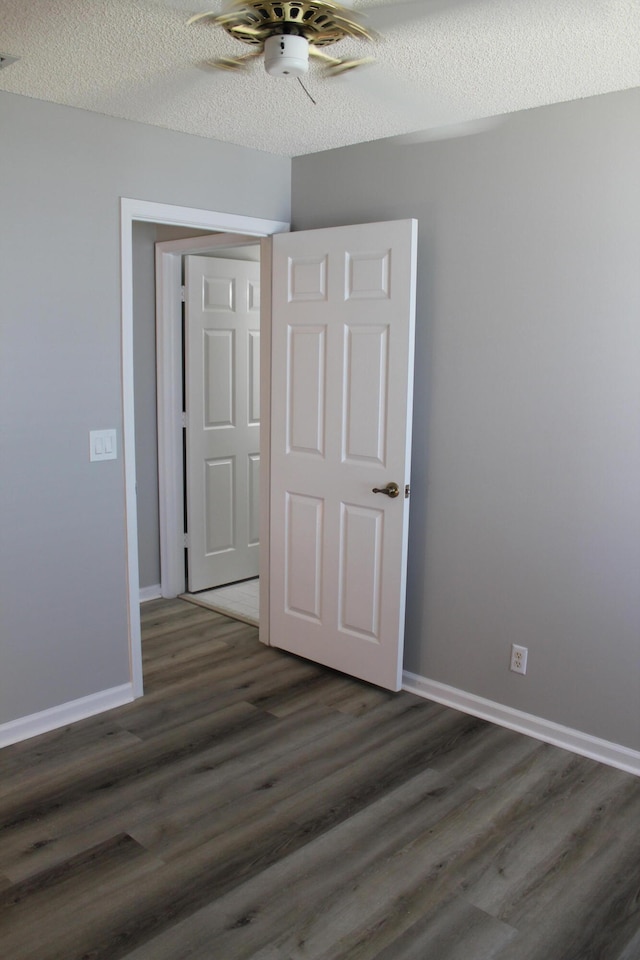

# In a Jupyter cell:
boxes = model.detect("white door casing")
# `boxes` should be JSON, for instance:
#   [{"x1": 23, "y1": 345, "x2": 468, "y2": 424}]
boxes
[
  {"x1": 269, "y1": 219, "x2": 417, "y2": 690},
  {"x1": 185, "y1": 255, "x2": 261, "y2": 592},
  {"x1": 121, "y1": 200, "x2": 288, "y2": 699}
]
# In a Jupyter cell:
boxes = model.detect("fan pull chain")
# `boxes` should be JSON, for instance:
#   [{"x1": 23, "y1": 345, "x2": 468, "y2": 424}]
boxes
[{"x1": 297, "y1": 77, "x2": 317, "y2": 105}]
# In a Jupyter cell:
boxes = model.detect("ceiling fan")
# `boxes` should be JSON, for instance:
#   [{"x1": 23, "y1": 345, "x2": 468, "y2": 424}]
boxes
[
  {"x1": 154, "y1": 0, "x2": 498, "y2": 144},
  {"x1": 186, "y1": 0, "x2": 468, "y2": 79},
  {"x1": 189, "y1": 0, "x2": 375, "y2": 76}
]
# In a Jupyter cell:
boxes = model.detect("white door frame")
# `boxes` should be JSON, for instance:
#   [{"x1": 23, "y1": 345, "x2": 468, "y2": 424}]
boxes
[{"x1": 121, "y1": 198, "x2": 289, "y2": 698}]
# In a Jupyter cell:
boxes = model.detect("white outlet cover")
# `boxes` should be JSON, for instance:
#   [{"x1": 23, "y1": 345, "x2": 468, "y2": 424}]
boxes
[
  {"x1": 510, "y1": 644, "x2": 528, "y2": 675},
  {"x1": 90, "y1": 429, "x2": 117, "y2": 461}
]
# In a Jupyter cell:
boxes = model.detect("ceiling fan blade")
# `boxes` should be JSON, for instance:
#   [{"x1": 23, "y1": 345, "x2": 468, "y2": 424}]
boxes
[
  {"x1": 142, "y1": 0, "x2": 468, "y2": 28},
  {"x1": 200, "y1": 46, "x2": 264, "y2": 70},
  {"x1": 309, "y1": 45, "x2": 374, "y2": 75},
  {"x1": 187, "y1": 9, "x2": 265, "y2": 38},
  {"x1": 186, "y1": 10, "x2": 225, "y2": 25},
  {"x1": 324, "y1": 57, "x2": 376, "y2": 76},
  {"x1": 357, "y1": 0, "x2": 472, "y2": 33}
]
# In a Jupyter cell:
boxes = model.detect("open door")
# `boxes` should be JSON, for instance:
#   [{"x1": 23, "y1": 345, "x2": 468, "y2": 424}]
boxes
[
  {"x1": 269, "y1": 220, "x2": 417, "y2": 690},
  {"x1": 185, "y1": 255, "x2": 261, "y2": 592}
]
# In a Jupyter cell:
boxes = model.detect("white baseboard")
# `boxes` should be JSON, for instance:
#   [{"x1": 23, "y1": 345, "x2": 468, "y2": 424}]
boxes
[
  {"x1": 0, "y1": 683, "x2": 135, "y2": 748},
  {"x1": 402, "y1": 671, "x2": 640, "y2": 778},
  {"x1": 139, "y1": 584, "x2": 162, "y2": 602}
]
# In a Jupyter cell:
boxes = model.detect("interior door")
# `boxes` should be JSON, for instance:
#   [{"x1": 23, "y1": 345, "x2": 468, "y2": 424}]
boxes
[
  {"x1": 185, "y1": 255, "x2": 261, "y2": 592},
  {"x1": 269, "y1": 220, "x2": 417, "y2": 690}
]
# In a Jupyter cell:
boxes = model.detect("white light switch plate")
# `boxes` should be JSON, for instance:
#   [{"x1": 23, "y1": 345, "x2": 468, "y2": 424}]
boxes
[{"x1": 90, "y1": 429, "x2": 117, "y2": 461}]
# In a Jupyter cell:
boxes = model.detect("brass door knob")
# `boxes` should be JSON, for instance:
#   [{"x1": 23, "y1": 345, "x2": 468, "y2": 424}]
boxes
[{"x1": 372, "y1": 482, "x2": 400, "y2": 498}]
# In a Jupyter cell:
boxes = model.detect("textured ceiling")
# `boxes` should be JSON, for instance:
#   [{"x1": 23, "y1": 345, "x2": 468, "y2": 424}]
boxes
[{"x1": 1, "y1": 0, "x2": 638, "y2": 156}]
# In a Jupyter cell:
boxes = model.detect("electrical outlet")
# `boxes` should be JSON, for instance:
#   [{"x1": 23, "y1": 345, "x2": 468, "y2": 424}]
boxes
[{"x1": 510, "y1": 644, "x2": 528, "y2": 675}]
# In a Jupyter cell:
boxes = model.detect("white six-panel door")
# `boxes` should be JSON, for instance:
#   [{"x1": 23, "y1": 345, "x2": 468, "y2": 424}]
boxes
[
  {"x1": 269, "y1": 220, "x2": 417, "y2": 690},
  {"x1": 185, "y1": 255, "x2": 261, "y2": 592}
]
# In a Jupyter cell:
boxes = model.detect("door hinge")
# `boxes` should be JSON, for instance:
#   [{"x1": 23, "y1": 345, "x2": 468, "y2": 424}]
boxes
[
  {"x1": 183, "y1": 533, "x2": 189, "y2": 549},
  {"x1": 181, "y1": 411, "x2": 187, "y2": 428},
  {"x1": 405, "y1": 484, "x2": 410, "y2": 499},
  {"x1": 180, "y1": 285, "x2": 186, "y2": 302}
]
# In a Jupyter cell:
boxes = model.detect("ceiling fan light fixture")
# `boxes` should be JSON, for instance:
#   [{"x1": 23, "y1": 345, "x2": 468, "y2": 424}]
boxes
[{"x1": 264, "y1": 34, "x2": 309, "y2": 77}]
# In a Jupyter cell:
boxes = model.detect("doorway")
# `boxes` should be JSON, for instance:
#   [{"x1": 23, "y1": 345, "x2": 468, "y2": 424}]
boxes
[
  {"x1": 121, "y1": 198, "x2": 289, "y2": 698},
  {"x1": 183, "y1": 578, "x2": 260, "y2": 627},
  {"x1": 182, "y1": 247, "x2": 261, "y2": 593},
  {"x1": 154, "y1": 233, "x2": 267, "y2": 620},
  {"x1": 124, "y1": 204, "x2": 416, "y2": 698},
  {"x1": 136, "y1": 235, "x2": 262, "y2": 624},
  {"x1": 181, "y1": 244, "x2": 261, "y2": 627}
]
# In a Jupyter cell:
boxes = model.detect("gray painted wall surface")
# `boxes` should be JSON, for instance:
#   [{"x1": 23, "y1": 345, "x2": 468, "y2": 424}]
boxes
[
  {"x1": 292, "y1": 88, "x2": 640, "y2": 750},
  {"x1": 0, "y1": 92, "x2": 290, "y2": 725}
]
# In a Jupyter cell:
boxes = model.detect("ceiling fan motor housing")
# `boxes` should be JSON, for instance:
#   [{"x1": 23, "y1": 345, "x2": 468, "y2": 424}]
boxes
[{"x1": 264, "y1": 34, "x2": 309, "y2": 76}]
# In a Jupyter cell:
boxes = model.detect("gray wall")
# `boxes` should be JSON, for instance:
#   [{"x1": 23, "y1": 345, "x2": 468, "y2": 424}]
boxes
[
  {"x1": 0, "y1": 92, "x2": 290, "y2": 725},
  {"x1": 292, "y1": 88, "x2": 640, "y2": 750}
]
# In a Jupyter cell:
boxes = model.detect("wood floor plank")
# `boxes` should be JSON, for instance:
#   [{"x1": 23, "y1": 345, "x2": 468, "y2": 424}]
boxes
[
  {"x1": 0, "y1": 701, "x2": 279, "y2": 880},
  {"x1": 0, "y1": 700, "x2": 266, "y2": 830},
  {"x1": 0, "y1": 715, "x2": 144, "y2": 784},
  {"x1": 114, "y1": 651, "x2": 313, "y2": 740},
  {"x1": 116, "y1": 640, "x2": 306, "y2": 718},
  {"x1": 141, "y1": 616, "x2": 257, "y2": 664},
  {"x1": 461, "y1": 757, "x2": 640, "y2": 918},
  {"x1": 126, "y1": 705, "x2": 360, "y2": 856},
  {"x1": 140, "y1": 631, "x2": 228, "y2": 673},
  {"x1": 250, "y1": 669, "x2": 377, "y2": 718},
  {"x1": 486, "y1": 779, "x2": 640, "y2": 960},
  {"x1": 0, "y1": 834, "x2": 165, "y2": 960},
  {"x1": 236, "y1": 752, "x2": 589, "y2": 960},
  {"x1": 1, "y1": 699, "x2": 355, "y2": 884},
  {"x1": 139, "y1": 608, "x2": 224, "y2": 643},
  {"x1": 2, "y1": 599, "x2": 639, "y2": 960},
  {"x1": 617, "y1": 928, "x2": 640, "y2": 960},
  {"x1": 321, "y1": 678, "x2": 396, "y2": 717},
  {"x1": 427, "y1": 718, "x2": 546, "y2": 790},
  {"x1": 73, "y1": 712, "x2": 499, "y2": 958},
  {"x1": 118, "y1": 766, "x2": 478, "y2": 960},
  {"x1": 368, "y1": 897, "x2": 518, "y2": 960},
  {"x1": 127, "y1": 695, "x2": 454, "y2": 864}
]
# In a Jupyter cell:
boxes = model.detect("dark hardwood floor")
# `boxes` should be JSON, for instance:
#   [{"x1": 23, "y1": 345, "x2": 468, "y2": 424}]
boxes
[{"x1": 1, "y1": 598, "x2": 639, "y2": 960}]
